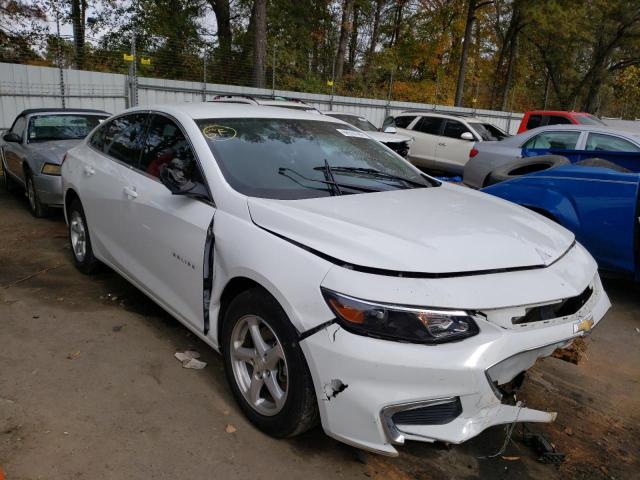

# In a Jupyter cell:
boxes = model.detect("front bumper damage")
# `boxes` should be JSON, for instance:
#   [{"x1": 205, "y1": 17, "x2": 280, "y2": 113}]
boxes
[{"x1": 300, "y1": 258, "x2": 610, "y2": 456}]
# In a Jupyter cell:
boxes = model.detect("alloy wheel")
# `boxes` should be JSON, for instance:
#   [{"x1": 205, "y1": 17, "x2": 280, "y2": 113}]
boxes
[
  {"x1": 229, "y1": 315, "x2": 289, "y2": 416},
  {"x1": 69, "y1": 210, "x2": 87, "y2": 262},
  {"x1": 26, "y1": 178, "x2": 36, "y2": 212}
]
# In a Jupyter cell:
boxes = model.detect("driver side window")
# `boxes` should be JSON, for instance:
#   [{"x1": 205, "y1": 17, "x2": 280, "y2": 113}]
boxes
[
  {"x1": 140, "y1": 114, "x2": 204, "y2": 185},
  {"x1": 10, "y1": 117, "x2": 27, "y2": 139}
]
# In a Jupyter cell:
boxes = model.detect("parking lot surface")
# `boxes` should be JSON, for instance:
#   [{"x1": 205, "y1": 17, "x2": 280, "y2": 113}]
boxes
[{"x1": 1, "y1": 185, "x2": 639, "y2": 479}]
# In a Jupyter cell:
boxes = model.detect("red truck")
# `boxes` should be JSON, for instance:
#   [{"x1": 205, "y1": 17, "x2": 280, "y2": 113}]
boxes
[{"x1": 517, "y1": 110, "x2": 605, "y2": 133}]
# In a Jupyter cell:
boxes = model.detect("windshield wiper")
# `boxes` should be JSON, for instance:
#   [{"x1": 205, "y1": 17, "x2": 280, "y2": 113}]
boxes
[
  {"x1": 322, "y1": 159, "x2": 342, "y2": 196},
  {"x1": 313, "y1": 166, "x2": 429, "y2": 188},
  {"x1": 278, "y1": 167, "x2": 380, "y2": 193}
]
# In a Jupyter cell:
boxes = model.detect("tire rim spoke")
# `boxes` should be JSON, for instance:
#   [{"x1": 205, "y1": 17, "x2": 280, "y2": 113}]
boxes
[
  {"x1": 264, "y1": 374, "x2": 285, "y2": 409},
  {"x1": 249, "y1": 375, "x2": 264, "y2": 406}
]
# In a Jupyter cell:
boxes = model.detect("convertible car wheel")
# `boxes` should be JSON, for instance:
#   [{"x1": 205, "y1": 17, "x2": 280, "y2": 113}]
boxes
[
  {"x1": 25, "y1": 174, "x2": 49, "y2": 218},
  {"x1": 222, "y1": 288, "x2": 319, "y2": 438},
  {"x1": 487, "y1": 155, "x2": 570, "y2": 186}
]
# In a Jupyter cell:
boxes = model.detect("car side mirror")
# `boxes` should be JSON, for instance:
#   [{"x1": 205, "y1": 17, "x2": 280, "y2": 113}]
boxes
[
  {"x1": 3, "y1": 132, "x2": 21, "y2": 143},
  {"x1": 461, "y1": 132, "x2": 474, "y2": 141},
  {"x1": 383, "y1": 126, "x2": 397, "y2": 134},
  {"x1": 159, "y1": 158, "x2": 196, "y2": 195}
]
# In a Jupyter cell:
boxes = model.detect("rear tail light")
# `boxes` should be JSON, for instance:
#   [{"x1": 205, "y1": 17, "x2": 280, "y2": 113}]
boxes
[{"x1": 469, "y1": 147, "x2": 479, "y2": 158}]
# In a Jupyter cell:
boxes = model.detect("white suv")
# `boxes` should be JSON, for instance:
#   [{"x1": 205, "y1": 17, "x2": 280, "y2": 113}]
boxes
[
  {"x1": 383, "y1": 111, "x2": 509, "y2": 174},
  {"x1": 61, "y1": 103, "x2": 608, "y2": 456}
]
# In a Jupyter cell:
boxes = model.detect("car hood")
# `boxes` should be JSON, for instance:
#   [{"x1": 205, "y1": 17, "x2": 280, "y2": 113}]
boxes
[
  {"x1": 27, "y1": 139, "x2": 81, "y2": 164},
  {"x1": 366, "y1": 131, "x2": 412, "y2": 143},
  {"x1": 247, "y1": 184, "x2": 575, "y2": 274}
]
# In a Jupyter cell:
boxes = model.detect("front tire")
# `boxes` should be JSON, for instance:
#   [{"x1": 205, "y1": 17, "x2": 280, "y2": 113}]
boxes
[
  {"x1": 25, "y1": 173, "x2": 49, "y2": 218},
  {"x1": 222, "y1": 288, "x2": 319, "y2": 438},
  {"x1": 68, "y1": 198, "x2": 100, "y2": 274}
]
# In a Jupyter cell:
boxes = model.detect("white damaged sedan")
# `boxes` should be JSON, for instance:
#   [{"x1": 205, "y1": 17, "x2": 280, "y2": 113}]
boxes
[{"x1": 61, "y1": 104, "x2": 610, "y2": 456}]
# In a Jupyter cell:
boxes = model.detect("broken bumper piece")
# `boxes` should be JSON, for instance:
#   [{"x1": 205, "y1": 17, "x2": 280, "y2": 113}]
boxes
[{"x1": 300, "y1": 278, "x2": 610, "y2": 456}]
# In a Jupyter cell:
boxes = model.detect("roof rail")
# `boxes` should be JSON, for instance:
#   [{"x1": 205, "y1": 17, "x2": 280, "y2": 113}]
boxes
[
  {"x1": 209, "y1": 93, "x2": 312, "y2": 106},
  {"x1": 210, "y1": 94, "x2": 259, "y2": 104},
  {"x1": 399, "y1": 109, "x2": 476, "y2": 117}
]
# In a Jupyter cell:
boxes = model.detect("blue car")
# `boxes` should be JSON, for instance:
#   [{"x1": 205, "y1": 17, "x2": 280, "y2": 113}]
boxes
[{"x1": 482, "y1": 163, "x2": 640, "y2": 281}]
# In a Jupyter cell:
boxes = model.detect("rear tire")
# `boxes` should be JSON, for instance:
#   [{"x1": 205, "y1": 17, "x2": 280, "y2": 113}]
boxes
[
  {"x1": 67, "y1": 198, "x2": 100, "y2": 274},
  {"x1": 487, "y1": 155, "x2": 570, "y2": 186},
  {"x1": 575, "y1": 158, "x2": 631, "y2": 173},
  {"x1": 222, "y1": 288, "x2": 319, "y2": 438},
  {"x1": 25, "y1": 173, "x2": 49, "y2": 218}
]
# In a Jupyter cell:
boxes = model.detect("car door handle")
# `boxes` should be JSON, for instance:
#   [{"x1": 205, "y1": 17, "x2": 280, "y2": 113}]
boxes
[
  {"x1": 438, "y1": 142, "x2": 447, "y2": 146},
  {"x1": 123, "y1": 186, "x2": 138, "y2": 199},
  {"x1": 83, "y1": 166, "x2": 95, "y2": 176}
]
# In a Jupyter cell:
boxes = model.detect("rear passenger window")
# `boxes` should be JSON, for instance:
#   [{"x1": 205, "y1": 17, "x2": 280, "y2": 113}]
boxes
[
  {"x1": 413, "y1": 116, "x2": 444, "y2": 135},
  {"x1": 523, "y1": 131, "x2": 581, "y2": 150},
  {"x1": 393, "y1": 116, "x2": 417, "y2": 129},
  {"x1": 442, "y1": 120, "x2": 471, "y2": 139},
  {"x1": 545, "y1": 115, "x2": 572, "y2": 126},
  {"x1": 585, "y1": 133, "x2": 640, "y2": 152},
  {"x1": 97, "y1": 114, "x2": 148, "y2": 167},
  {"x1": 526, "y1": 115, "x2": 542, "y2": 129},
  {"x1": 140, "y1": 114, "x2": 203, "y2": 184}
]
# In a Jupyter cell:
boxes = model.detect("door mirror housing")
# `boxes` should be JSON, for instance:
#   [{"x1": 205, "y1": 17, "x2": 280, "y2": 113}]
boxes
[
  {"x1": 159, "y1": 158, "x2": 197, "y2": 195},
  {"x1": 3, "y1": 132, "x2": 22, "y2": 143},
  {"x1": 383, "y1": 126, "x2": 397, "y2": 134},
  {"x1": 460, "y1": 132, "x2": 475, "y2": 141}
]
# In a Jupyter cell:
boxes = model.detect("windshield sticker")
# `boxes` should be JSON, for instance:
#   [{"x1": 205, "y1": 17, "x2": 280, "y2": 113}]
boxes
[
  {"x1": 202, "y1": 124, "x2": 237, "y2": 141},
  {"x1": 336, "y1": 129, "x2": 369, "y2": 139}
]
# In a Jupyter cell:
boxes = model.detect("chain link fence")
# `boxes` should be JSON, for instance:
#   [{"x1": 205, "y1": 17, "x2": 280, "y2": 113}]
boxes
[{"x1": 0, "y1": 37, "x2": 525, "y2": 132}]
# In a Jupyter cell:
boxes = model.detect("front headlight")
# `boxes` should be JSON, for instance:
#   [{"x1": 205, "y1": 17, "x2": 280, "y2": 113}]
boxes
[
  {"x1": 321, "y1": 288, "x2": 479, "y2": 344},
  {"x1": 41, "y1": 163, "x2": 61, "y2": 176}
]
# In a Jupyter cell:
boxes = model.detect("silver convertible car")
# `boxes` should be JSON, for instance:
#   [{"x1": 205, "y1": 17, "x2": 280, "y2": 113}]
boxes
[{"x1": 1, "y1": 108, "x2": 110, "y2": 216}]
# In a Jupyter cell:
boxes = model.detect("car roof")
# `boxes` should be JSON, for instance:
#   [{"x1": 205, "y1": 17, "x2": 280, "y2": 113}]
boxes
[
  {"x1": 527, "y1": 124, "x2": 640, "y2": 137},
  {"x1": 126, "y1": 103, "x2": 343, "y2": 122},
  {"x1": 19, "y1": 108, "x2": 110, "y2": 117},
  {"x1": 525, "y1": 110, "x2": 592, "y2": 116},
  {"x1": 394, "y1": 111, "x2": 484, "y2": 122}
]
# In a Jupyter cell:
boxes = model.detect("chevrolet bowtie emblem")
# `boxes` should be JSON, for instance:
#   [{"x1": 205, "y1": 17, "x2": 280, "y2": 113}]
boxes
[{"x1": 573, "y1": 317, "x2": 594, "y2": 334}]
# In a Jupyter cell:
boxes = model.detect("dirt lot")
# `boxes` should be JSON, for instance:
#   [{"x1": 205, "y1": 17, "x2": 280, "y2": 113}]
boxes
[{"x1": 1, "y1": 183, "x2": 639, "y2": 480}]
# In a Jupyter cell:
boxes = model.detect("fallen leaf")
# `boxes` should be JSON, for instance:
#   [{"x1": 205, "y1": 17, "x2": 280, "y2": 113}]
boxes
[
  {"x1": 66, "y1": 351, "x2": 80, "y2": 360},
  {"x1": 501, "y1": 456, "x2": 520, "y2": 461},
  {"x1": 225, "y1": 424, "x2": 237, "y2": 433},
  {"x1": 564, "y1": 427, "x2": 573, "y2": 436}
]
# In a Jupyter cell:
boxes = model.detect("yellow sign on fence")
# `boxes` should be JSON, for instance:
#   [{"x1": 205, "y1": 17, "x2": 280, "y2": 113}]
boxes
[
  {"x1": 141, "y1": 57, "x2": 151, "y2": 66},
  {"x1": 327, "y1": 80, "x2": 334, "y2": 87},
  {"x1": 123, "y1": 53, "x2": 134, "y2": 62}
]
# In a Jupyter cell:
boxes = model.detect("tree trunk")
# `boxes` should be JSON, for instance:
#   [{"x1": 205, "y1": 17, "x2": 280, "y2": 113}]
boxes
[
  {"x1": 454, "y1": 0, "x2": 476, "y2": 107},
  {"x1": 363, "y1": 0, "x2": 383, "y2": 75},
  {"x1": 252, "y1": 0, "x2": 267, "y2": 88},
  {"x1": 500, "y1": 35, "x2": 517, "y2": 111},
  {"x1": 207, "y1": 0, "x2": 232, "y2": 60},
  {"x1": 70, "y1": 0, "x2": 86, "y2": 69},
  {"x1": 390, "y1": 0, "x2": 405, "y2": 47},
  {"x1": 347, "y1": 5, "x2": 359, "y2": 72},
  {"x1": 334, "y1": 0, "x2": 354, "y2": 81}
]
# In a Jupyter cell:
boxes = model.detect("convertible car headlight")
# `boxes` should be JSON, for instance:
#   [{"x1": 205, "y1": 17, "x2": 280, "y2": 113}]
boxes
[
  {"x1": 321, "y1": 288, "x2": 479, "y2": 344},
  {"x1": 41, "y1": 163, "x2": 61, "y2": 176}
]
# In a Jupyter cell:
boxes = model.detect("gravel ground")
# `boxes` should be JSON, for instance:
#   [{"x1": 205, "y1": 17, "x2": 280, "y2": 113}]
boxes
[{"x1": 1, "y1": 181, "x2": 638, "y2": 480}]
